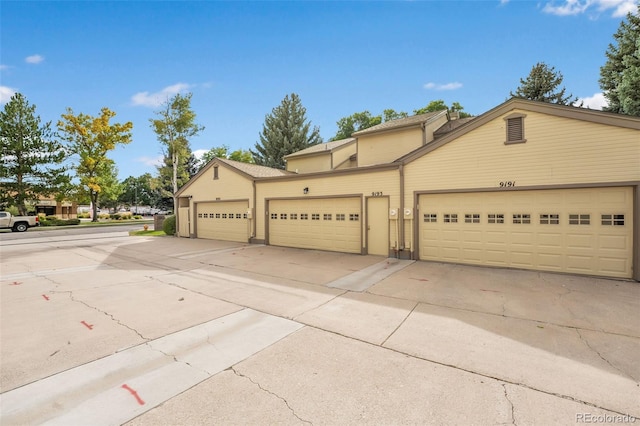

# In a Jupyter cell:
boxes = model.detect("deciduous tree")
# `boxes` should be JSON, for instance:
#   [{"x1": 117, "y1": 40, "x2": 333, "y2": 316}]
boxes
[
  {"x1": 600, "y1": 5, "x2": 640, "y2": 116},
  {"x1": 413, "y1": 100, "x2": 472, "y2": 117},
  {"x1": 58, "y1": 107, "x2": 132, "y2": 221},
  {"x1": 510, "y1": 62, "x2": 577, "y2": 105},
  {"x1": 252, "y1": 93, "x2": 321, "y2": 169},
  {"x1": 197, "y1": 145, "x2": 254, "y2": 171},
  {"x1": 0, "y1": 93, "x2": 69, "y2": 214},
  {"x1": 331, "y1": 111, "x2": 382, "y2": 141},
  {"x1": 150, "y1": 93, "x2": 204, "y2": 213}
]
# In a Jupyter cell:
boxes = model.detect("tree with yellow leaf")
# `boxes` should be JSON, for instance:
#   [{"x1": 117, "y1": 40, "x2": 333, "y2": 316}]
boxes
[{"x1": 58, "y1": 107, "x2": 132, "y2": 222}]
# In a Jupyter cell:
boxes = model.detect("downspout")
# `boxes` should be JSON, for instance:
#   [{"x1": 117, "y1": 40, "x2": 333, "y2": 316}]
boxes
[
  {"x1": 399, "y1": 164, "x2": 405, "y2": 254},
  {"x1": 252, "y1": 179, "x2": 257, "y2": 240}
]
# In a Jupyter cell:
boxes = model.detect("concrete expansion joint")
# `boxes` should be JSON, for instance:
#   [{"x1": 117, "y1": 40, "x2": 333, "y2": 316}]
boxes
[
  {"x1": 501, "y1": 383, "x2": 517, "y2": 425},
  {"x1": 230, "y1": 366, "x2": 313, "y2": 425},
  {"x1": 574, "y1": 329, "x2": 637, "y2": 382}
]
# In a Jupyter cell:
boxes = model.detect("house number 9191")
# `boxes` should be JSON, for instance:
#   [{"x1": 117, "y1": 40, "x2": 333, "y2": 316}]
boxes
[{"x1": 499, "y1": 181, "x2": 515, "y2": 188}]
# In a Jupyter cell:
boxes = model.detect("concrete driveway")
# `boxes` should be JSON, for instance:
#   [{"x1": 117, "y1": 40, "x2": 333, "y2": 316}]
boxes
[{"x1": 1, "y1": 230, "x2": 638, "y2": 425}]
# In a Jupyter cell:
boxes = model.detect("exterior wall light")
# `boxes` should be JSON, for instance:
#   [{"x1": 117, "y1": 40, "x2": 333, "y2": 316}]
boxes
[{"x1": 303, "y1": 187, "x2": 309, "y2": 194}]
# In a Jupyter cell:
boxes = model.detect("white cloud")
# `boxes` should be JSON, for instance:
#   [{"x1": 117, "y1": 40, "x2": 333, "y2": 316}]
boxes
[
  {"x1": 25, "y1": 54, "x2": 44, "y2": 64},
  {"x1": 0, "y1": 86, "x2": 17, "y2": 104},
  {"x1": 192, "y1": 149, "x2": 209, "y2": 160},
  {"x1": 136, "y1": 155, "x2": 164, "y2": 167},
  {"x1": 543, "y1": 0, "x2": 637, "y2": 17},
  {"x1": 423, "y1": 82, "x2": 463, "y2": 91},
  {"x1": 575, "y1": 92, "x2": 609, "y2": 109},
  {"x1": 0, "y1": 64, "x2": 10, "y2": 71},
  {"x1": 131, "y1": 83, "x2": 192, "y2": 108}
]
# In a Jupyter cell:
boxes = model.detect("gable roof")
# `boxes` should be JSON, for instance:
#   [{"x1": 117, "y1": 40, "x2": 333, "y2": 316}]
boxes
[
  {"x1": 215, "y1": 157, "x2": 292, "y2": 178},
  {"x1": 398, "y1": 98, "x2": 640, "y2": 165},
  {"x1": 284, "y1": 138, "x2": 356, "y2": 159},
  {"x1": 176, "y1": 157, "x2": 291, "y2": 196},
  {"x1": 352, "y1": 110, "x2": 447, "y2": 137}
]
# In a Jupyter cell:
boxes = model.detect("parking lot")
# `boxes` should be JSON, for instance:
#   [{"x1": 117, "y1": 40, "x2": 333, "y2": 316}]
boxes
[{"x1": 1, "y1": 229, "x2": 638, "y2": 425}]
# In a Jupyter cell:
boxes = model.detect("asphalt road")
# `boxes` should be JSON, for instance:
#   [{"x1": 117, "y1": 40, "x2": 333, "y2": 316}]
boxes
[{"x1": 0, "y1": 222, "x2": 150, "y2": 242}]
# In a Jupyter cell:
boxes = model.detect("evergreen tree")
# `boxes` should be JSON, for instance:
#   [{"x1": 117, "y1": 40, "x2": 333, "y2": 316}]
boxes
[
  {"x1": 0, "y1": 93, "x2": 70, "y2": 215},
  {"x1": 510, "y1": 62, "x2": 577, "y2": 105},
  {"x1": 599, "y1": 5, "x2": 640, "y2": 116},
  {"x1": 252, "y1": 93, "x2": 321, "y2": 169}
]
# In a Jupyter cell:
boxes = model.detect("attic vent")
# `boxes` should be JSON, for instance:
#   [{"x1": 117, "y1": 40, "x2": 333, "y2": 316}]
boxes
[{"x1": 504, "y1": 113, "x2": 526, "y2": 144}]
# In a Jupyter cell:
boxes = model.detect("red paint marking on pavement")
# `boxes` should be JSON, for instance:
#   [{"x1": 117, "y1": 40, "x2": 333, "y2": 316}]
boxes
[
  {"x1": 42, "y1": 295, "x2": 50, "y2": 301},
  {"x1": 9, "y1": 282, "x2": 22, "y2": 286},
  {"x1": 409, "y1": 278, "x2": 429, "y2": 282},
  {"x1": 122, "y1": 384, "x2": 145, "y2": 405},
  {"x1": 80, "y1": 321, "x2": 94, "y2": 330}
]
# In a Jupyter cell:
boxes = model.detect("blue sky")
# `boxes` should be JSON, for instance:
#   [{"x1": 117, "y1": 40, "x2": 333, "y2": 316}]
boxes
[{"x1": 1, "y1": 0, "x2": 636, "y2": 180}]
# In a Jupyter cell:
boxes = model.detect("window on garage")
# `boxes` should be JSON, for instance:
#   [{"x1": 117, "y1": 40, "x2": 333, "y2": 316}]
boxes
[
  {"x1": 569, "y1": 214, "x2": 590, "y2": 225},
  {"x1": 465, "y1": 214, "x2": 480, "y2": 223},
  {"x1": 488, "y1": 213, "x2": 504, "y2": 224},
  {"x1": 601, "y1": 214, "x2": 625, "y2": 226},
  {"x1": 540, "y1": 214, "x2": 560, "y2": 224},
  {"x1": 513, "y1": 214, "x2": 531, "y2": 224},
  {"x1": 444, "y1": 213, "x2": 458, "y2": 223},
  {"x1": 424, "y1": 213, "x2": 437, "y2": 223}
]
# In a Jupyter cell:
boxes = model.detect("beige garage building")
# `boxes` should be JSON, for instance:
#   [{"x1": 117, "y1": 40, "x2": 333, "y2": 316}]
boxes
[{"x1": 176, "y1": 99, "x2": 640, "y2": 281}]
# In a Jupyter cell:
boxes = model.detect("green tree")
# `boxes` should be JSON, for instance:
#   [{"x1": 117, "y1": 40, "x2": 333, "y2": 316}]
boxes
[
  {"x1": 58, "y1": 107, "x2": 132, "y2": 221},
  {"x1": 95, "y1": 161, "x2": 123, "y2": 213},
  {"x1": 510, "y1": 62, "x2": 577, "y2": 105},
  {"x1": 413, "y1": 100, "x2": 472, "y2": 117},
  {"x1": 382, "y1": 109, "x2": 409, "y2": 122},
  {"x1": 600, "y1": 5, "x2": 640, "y2": 116},
  {"x1": 252, "y1": 93, "x2": 322, "y2": 169},
  {"x1": 0, "y1": 93, "x2": 69, "y2": 214},
  {"x1": 198, "y1": 145, "x2": 254, "y2": 171},
  {"x1": 331, "y1": 111, "x2": 382, "y2": 141},
  {"x1": 119, "y1": 173, "x2": 154, "y2": 212},
  {"x1": 150, "y1": 93, "x2": 204, "y2": 213}
]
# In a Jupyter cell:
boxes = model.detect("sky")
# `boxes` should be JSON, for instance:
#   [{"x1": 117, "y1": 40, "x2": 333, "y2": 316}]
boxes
[{"x1": 1, "y1": 0, "x2": 636, "y2": 180}]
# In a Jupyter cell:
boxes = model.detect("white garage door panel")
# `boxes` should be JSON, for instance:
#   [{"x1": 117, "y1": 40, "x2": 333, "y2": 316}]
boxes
[
  {"x1": 269, "y1": 198, "x2": 361, "y2": 254},
  {"x1": 196, "y1": 201, "x2": 249, "y2": 242},
  {"x1": 419, "y1": 187, "x2": 633, "y2": 278}
]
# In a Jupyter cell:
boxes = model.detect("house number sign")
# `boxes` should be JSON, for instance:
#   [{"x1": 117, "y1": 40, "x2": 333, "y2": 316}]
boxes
[
  {"x1": 498, "y1": 181, "x2": 516, "y2": 188},
  {"x1": 371, "y1": 192, "x2": 384, "y2": 196}
]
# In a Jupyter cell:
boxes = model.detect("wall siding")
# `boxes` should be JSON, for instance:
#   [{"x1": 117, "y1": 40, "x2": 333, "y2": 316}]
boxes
[
  {"x1": 405, "y1": 110, "x2": 640, "y2": 195},
  {"x1": 286, "y1": 155, "x2": 332, "y2": 173},
  {"x1": 255, "y1": 169, "x2": 400, "y2": 248},
  {"x1": 358, "y1": 127, "x2": 423, "y2": 167},
  {"x1": 183, "y1": 165, "x2": 254, "y2": 235},
  {"x1": 332, "y1": 143, "x2": 357, "y2": 169}
]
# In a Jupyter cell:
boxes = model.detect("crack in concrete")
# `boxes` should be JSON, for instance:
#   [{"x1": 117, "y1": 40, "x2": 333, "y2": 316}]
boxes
[
  {"x1": 145, "y1": 343, "x2": 214, "y2": 377},
  {"x1": 380, "y1": 301, "x2": 419, "y2": 346},
  {"x1": 57, "y1": 290, "x2": 150, "y2": 341},
  {"x1": 231, "y1": 366, "x2": 312, "y2": 425},
  {"x1": 502, "y1": 383, "x2": 516, "y2": 425},
  {"x1": 575, "y1": 329, "x2": 637, "y2": 382}
]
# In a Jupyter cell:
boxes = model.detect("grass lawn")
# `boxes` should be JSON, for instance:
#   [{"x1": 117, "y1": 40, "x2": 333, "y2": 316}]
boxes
[{"x1": 128, "y1": 229, "x2": 166, "y2": 236}]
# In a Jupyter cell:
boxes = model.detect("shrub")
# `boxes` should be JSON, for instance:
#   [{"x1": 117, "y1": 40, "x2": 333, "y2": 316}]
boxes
[
  {"x1": 77, "y1": 212, "x2": 90, "y2": 219},
  {"x1": 133, "y1": 215, "x2": 142, "y2": 220},
  {"x1": 162, "y1": 215, "x2": 176, "y2": 235}
]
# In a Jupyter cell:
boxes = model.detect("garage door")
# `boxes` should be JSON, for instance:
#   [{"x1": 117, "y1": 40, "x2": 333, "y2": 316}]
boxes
[
  {"x1": 269, "y1": 198, "x2": 362, "y2": 253},
  {"x1": 418, "y1": 187, "x2": 633, "y2": 278},
  {"x1": 196, "y1": 201, "x2": 249, "y2": 242}
]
